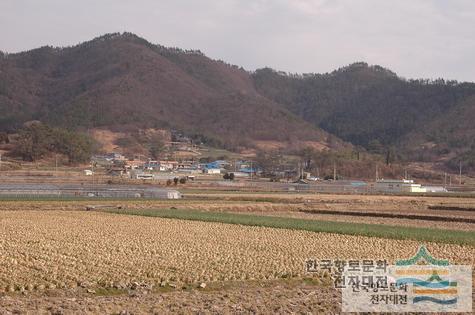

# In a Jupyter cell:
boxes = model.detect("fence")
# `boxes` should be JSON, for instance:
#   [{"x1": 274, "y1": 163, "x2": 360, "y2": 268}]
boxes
[{"x1": 0, "y1": 184, "x2": 181, "y2": 199}]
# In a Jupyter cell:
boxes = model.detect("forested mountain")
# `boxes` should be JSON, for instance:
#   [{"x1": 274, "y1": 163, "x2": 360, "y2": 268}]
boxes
[
  {"x1": 252, "y1": 64, "x2": 475, "y2": 171},
  {"x1": 0, "y1": 33, "x2": 331, "y2": 150},
  {"x1": 253, "y1": 64, "x2": 475, "y2": 148},
  {"x1": 1, "y1": 33, "x2": 475, "y2": 171}
]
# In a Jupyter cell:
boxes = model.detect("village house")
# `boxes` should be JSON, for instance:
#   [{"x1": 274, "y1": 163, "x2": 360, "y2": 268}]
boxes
[
  {"x1": 105, "y1": 152, "x2": 125, "y2": 161},
  {"x1": 159, "y1": 160, "x2": 179, "y2": 171},
  {"x1": 144, "y1": 160, "x2": 160, "y2": 171},
  {"x1": 239, "y1": 167, "x2": 260, "y2": 176},
  {"x1": 125, "y1": 160, "x2": 144, "y2": 170},
  {"x1": 177, "y1": 161, "x2": 194, "y2": 169},
  {"x1": 205, "y1": 160, "x2": 229, "y2": 169},
  {"x1": 107, "y1": 166, "x2": 128, "y2": 177}
]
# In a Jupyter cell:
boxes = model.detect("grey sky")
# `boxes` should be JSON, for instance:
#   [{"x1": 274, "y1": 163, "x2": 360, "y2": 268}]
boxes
[{"x1": 1, "y1": 0, "x2": 475, "y2": 81}]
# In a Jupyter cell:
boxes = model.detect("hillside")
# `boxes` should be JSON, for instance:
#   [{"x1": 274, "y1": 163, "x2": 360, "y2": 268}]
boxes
[
  {"x1": 0, "y1": 33, "x2": 332, "y2": 151},
  {"x1": 252, "y1": 64, "x2": 475, "y2": 169},
  {"x1": 2, "y1": 33, "x2": 475, "y2": 172}
]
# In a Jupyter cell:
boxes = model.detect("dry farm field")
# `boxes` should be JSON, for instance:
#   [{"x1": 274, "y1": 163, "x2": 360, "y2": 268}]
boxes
[{"x1": 0, "y1": 192, "x2": 474, "y2": 313}]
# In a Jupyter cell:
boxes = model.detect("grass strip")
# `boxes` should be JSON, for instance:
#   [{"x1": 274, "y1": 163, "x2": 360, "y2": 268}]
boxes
[{"x1": 106, "y1": 208, "x2": 475, "y2": 246}]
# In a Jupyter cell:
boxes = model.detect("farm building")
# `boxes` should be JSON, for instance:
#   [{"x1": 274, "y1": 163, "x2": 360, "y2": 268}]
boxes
[{"x1": 375, "y1": 179, "x2": 426, "y2": 193}]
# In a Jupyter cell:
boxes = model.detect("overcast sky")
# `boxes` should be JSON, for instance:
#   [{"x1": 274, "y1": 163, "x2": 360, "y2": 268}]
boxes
[{"x1": 1, "y1": 0, "x2": 474, "y2": 81}]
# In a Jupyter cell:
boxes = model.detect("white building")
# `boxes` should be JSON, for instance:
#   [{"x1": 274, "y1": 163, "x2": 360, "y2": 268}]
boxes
[
  {"x1": 424, "y1": 186, "x2": 448, "y2": 193},
  {"x1": 232, "y1": 171, "x2": 250, "y2": 178},
  {"x1": 84, "y1": 170, "x2": 93, "y2": 176},
  {"x1": 375, "y1": 179, "x2": 427, "y2": 193},
  {"x1": 204, "y1": 168, "x2": 221, "y2": 175},
  {"x1": 134, "y1": 173, "x2": 154, "y2": 180},
  {"x1": 129, "y1": 170, "x2": 154, "y2": 180}
]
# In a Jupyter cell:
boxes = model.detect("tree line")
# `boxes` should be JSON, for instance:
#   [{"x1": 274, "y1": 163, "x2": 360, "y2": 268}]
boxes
[{"x1": 13, "y1": 122, "x2": 95, "y2": 164}]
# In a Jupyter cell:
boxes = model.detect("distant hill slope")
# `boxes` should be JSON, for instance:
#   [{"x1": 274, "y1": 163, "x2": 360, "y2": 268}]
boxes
[
  {"x1": 252, "y1": 64, "x2": 475, "y2": 148},
  {"x1": 252, "y1": 64, "x2": 475, "y2": 168},
  {"x1": 0, "y1": 33, "x2": 331, "y2": 150}
]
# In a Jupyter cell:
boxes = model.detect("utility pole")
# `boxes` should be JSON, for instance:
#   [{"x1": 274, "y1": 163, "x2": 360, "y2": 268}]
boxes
[
  {"x1": 55, "y1": 154, "x2": 58, "y2": 173},
  {"x1": 333, "y1": 161, "x2": 337, "y2": 181},
  {"x1": 444, "y1": 172, "x2": 447, "y2": 188},
  {"x1": 459, "y1": 161, "x2": 462, "y2": 185},
  {"x1": 375, "y1": 165, "x2": 379, "y2": 181},
  {"x1": 91, "y1": 160, "x2": 95, "y2": 188},
  {"x1": 250, "y1": 160, "x2": 253, "y2": 181}
]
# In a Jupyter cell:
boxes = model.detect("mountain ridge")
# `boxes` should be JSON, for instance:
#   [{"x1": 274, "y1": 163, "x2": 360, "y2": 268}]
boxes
[
  {"x1": 2, "y1": 32, "x2": 475, "y2": 171},
  {"x1": 0, "y1": 32, "x2": 335, "y2": 151}
]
